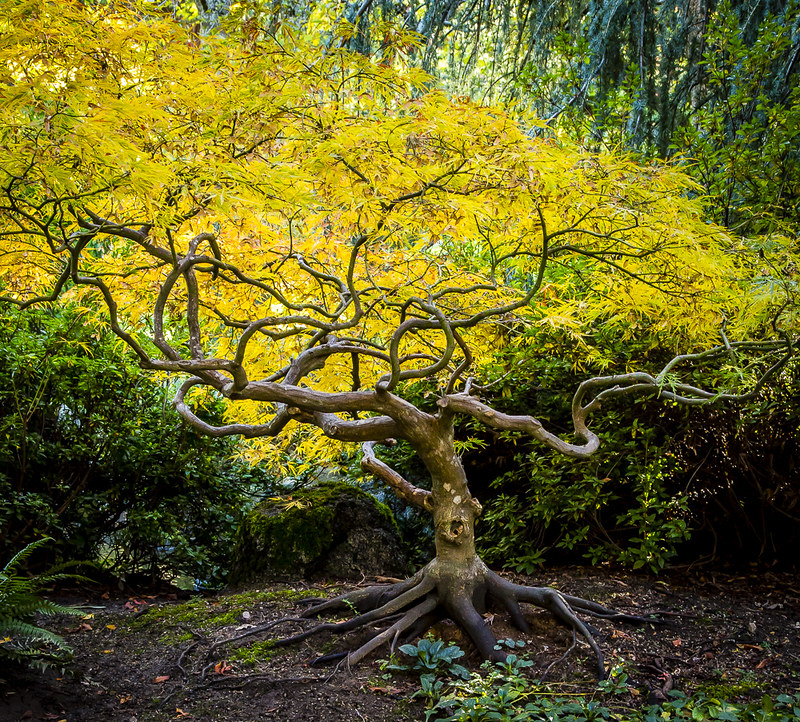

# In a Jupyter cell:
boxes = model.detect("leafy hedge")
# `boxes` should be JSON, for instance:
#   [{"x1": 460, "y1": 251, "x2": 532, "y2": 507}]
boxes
[{"x1": 0, "y1": 306, "x2": 276, "y2": 585}]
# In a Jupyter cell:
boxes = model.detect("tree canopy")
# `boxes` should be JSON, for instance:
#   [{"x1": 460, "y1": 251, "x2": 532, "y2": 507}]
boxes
[{"x1": 1, "y1": 0, "x2": 791, "y2": 414}]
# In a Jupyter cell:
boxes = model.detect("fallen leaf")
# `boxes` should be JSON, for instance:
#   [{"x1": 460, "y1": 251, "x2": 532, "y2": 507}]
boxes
[
  {"x1": 368, "y1": 685, "x2": 402, "y2": 695},
  {"x1": 103, "y1": 649, "x2": 114, "y2": 654},
  {"x1": 153, "y1": 675, "x2": 170, "y2": 684},
  {"x1": 65, "y1": 622, "x2": 94, "y2": 633},
  {"x1": 214, "y1": 661, "x2": 232, "y2": 675},
  {"x1": 756, "y1": 659, "x2": 768, "y2": 669},
  {"x1": 672, "y1": 638, "x2": 682, "y2": 647},
  {"x1": 106, "y1": 624, "x2": 116, "y2": 631}
]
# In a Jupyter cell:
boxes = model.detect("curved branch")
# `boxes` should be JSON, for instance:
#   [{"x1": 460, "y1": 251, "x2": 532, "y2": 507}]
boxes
[
  {"x1": 174, "y1": 379, "x2": 414, "y2": 444},
  {"x1": 577, "y1": 337, "x2": 795, "y2": 414},
  {"x1": 296, "y1": 410, "x2": 403, "y2": 443},
  {"x1": 174, "y1": 378, "x2": 294, "y2": 438},
  {"x1": 438, "y1": 393, "x2": 600, "y2": 458},
  {"x1": 361, "y1": 440, "x2": 433, "y2": 511},
  {"x1": 441, "y1": 335, "x2": 795, "y2": 461},
  {"x1": 378, "y1": 300, "x2": 456, "y2": 392},
  {"x1": 444, "y1": 329, "x2": 473, "y2": 394}
]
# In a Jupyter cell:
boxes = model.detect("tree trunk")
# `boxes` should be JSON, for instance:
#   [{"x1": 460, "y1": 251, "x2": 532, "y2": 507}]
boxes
[
  {"x1": 411, "y1": 414, "x2": 502, "y2": 658},
  {"x1": 283, "y1": 412, "x2": 656, "y2": 674}
]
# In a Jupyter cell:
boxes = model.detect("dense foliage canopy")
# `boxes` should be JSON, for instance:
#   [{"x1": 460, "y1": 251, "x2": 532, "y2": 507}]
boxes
[{"x1": 0, "y1": 305, "x2": 274, "y2": 583}]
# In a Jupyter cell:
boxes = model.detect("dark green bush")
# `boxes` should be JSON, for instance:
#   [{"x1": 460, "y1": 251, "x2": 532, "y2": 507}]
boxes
[
  {"x1": 467, "y1": 332, "x2": 799, "y2": 572},
  {"x1": 462, "y1": 344, "x2": 691, "y2": 574},
  {"x1": 0, "y1": 305, "x2": 276, "y2": 585}
]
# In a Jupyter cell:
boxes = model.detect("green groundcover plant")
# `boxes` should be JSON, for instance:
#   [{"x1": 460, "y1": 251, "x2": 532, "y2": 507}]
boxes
[
  {"x1": 0, "y1": 538, "x2": 83, "y2": 672},
  {"x1": 386, "y1": 639, "x2": 800, "y2": 722}
]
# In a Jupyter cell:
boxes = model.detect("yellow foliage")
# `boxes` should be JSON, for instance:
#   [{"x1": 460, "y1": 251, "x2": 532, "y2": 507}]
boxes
[{"x1": 0, "y1": 0, "x2": 794, "y2": 463}]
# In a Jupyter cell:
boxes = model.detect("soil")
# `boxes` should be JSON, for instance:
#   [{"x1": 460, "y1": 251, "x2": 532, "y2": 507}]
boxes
[{"x1": 2, "y1": 565, "x2": 799, "y2": 722}]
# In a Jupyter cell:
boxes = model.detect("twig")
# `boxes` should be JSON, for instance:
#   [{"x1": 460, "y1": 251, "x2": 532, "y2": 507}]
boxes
[
  {"x1": 539, "y1": 630, "x2": 578, "y2": 682},
  {"x1": 176, "y1": 640, "x2": 200, "y2": 681},
  {"x1": 207, "y1": 616, "x2": 310, "y2": 657},
  {"x1": 199, "y1": 673, "x2": 325, "y2": 690}
]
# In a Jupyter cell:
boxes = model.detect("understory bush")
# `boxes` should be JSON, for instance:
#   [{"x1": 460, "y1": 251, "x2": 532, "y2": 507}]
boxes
[
  {"x1": 376, "y1": 339, "x2": 696, "y2": 574},
  {"x1": 371, "y1": 315, "x2": 797, "y2": 573},
  {"x1": 470, "y1": 347, "x2": 800, "y2": 572},
  {"x1": 357, "y1": 321, "x2": 798, "y2": 573},
  {"x1": 0, "y1": 306, "x2": 277, "y2": 586}
]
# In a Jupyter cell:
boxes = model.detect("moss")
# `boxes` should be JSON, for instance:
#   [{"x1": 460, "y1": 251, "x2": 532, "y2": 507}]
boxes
[
  {"x1": 694, "y1": 681, "x2": 759, "y2": 699},
  {"x1": 258, "y1": 588, "x2": 333, "y2": 602},
  {"x1": 231, "y1": 481, "x2": 400, "y2": 582},
  {"x1": 126, "y1": 597, "x2": 239, "y2": 639},
  {"x1": 124, "y1": 588, "x2": 329, "y2": 643},
  {"x1": 230, "y1": 640, "x2": 276, "y2": 667}
]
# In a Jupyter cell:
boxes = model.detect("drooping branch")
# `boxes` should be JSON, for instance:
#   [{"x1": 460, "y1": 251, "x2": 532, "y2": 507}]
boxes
[
  {"x1": 575, "y1": 337, "x2": 795, "y2": 414},
  {"x1": 439, "y1": 335, "x2": 796, "y2": 460},
  {"x1": 173, "y1": 378, "x2": 295, "y2": 439},
  {"x1": 378, "y1": 299, "x2": 457, "y2": 392},
  {"x1": 437, "y1": 393, "x2": 600, "y2": 459},
  {"x1": 361, "y1": 440, "x2": 433, "y2": 511}
]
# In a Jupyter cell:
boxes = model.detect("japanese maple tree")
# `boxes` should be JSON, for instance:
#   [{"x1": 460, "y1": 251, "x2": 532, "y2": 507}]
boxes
[{"x1": 1, "y1": 0, "x2": 794, "y2": 674}]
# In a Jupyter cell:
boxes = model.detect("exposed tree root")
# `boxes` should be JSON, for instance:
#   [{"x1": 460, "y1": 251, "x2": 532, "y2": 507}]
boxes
[{"x1": 285, "y1": 557, "x2": 662, "y2": 678}]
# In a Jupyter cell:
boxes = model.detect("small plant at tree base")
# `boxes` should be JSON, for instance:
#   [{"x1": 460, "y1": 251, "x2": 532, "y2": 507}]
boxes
[
  {"x1": 385, "y1": 642, "x2": 800, "y2": 722},
  {"x1": 386, "y1": 638, "x2": 470, "y2": 680},
  {"x1": 0, "y1": 538, "x2": 85, "y2": 672},
  {"x1": 597, "y1": 662, "x2": 631, "y2": 695}
]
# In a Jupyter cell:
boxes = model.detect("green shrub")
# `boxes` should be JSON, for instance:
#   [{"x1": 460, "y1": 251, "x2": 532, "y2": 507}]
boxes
[
  {"x1": 0, "y1": 305, "x2": 277, "y2": 585},
  {"x1": 392, "y1": 641, "x2": 800, "y2": 722},
  {"x1": 387, "y1": 638, "x2": 470, "y2": 680}
]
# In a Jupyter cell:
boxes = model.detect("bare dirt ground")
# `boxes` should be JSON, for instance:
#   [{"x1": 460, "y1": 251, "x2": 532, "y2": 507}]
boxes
[{"x1": 2, "y1": 565, "x2": 799, "y2": 721}]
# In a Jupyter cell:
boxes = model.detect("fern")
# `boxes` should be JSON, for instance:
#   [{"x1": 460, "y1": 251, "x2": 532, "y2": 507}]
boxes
[{"x1": 0, "y1": 538, "x2": 86, "y2": 670}]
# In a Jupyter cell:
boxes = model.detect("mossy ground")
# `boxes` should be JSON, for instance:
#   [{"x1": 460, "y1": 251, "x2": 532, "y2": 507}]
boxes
[
  {"x1": 126, "y1": 587, "x2": 331, "y2": 643},
  {"x1": 4, "y1": 568, "x2": 798, "y2": 722},
  {"x1": 229, "y1": 639, "x2": 276, "y2": 666}
]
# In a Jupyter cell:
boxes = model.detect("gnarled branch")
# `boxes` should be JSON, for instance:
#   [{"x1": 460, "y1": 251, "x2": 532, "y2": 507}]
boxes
[{"x1": 361, "y1": 440, "x2": 433, "y2": 511}]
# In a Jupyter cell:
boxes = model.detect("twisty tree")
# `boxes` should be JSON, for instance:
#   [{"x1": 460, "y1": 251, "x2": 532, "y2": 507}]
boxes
[{"x1": 1, "y1": 1, "x2": 795, "y2": 674}]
